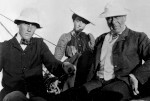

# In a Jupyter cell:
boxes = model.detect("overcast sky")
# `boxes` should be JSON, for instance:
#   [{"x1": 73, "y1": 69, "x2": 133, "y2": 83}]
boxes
[
  {"x1": 0, "y1": 0, "x2": 150, "y2": 90},
  {"x1": 0, "y1": 0, "x2": 150, "y2": 52}
]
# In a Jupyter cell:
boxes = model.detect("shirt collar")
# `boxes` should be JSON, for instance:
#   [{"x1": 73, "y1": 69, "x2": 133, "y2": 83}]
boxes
[
  {"x1": 70, "y1": 30, "x2": 83, "y2": 36},
  {"x1": 16, "y1": 33, "x2": 33, "y2": 45},
  {"x1": 70, "y1": 30, "x2": 76, "y2": 36},
  {"x1": 16, "y1": 33, "x2": 22, "y2": 44}
]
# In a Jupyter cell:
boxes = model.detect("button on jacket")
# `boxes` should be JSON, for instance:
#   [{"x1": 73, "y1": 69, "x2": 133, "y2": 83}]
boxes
[{"x1": 0, "y1": 35, "x2": 65, "y2": 99}]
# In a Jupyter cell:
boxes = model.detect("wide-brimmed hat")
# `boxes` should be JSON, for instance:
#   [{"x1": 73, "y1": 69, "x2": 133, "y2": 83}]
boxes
[
  {"x1": 14, "y1": 8, "x2": 41, "y2": 28},
  {"x1": 70, "y1": 7, "x2": 95, "y2": 25},
  {"x1": 99, "y1": 2, "x2": 130, "y2": 18}
]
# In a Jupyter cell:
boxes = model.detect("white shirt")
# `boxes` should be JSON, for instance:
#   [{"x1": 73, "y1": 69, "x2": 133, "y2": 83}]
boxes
[
  {"x1": 16, "y1": 34, "x2": 27, "y2": 50},
  {"x1": 97, "y1": 26, "x2": 126, "y2": 81},
  {"x1": 96, "y1": 33, "x2": 118, "y2": 81}
]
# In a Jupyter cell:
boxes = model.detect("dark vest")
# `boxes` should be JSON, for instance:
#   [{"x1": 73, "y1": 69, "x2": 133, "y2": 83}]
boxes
[{"x1": 65, "y1": 32, "x2": 91, "y2": 58}]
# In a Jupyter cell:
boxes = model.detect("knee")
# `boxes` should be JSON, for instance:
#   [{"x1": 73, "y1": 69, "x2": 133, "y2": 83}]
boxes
[
  {"x1": 3, "y1": 91, "x2": 27, "y2": 101},
  {"x1": 103, "y1": 81, "x2": 131, "y2": 100},
  {"x1": 114, "y1": 81, "x2": 131, "y2": 98}
]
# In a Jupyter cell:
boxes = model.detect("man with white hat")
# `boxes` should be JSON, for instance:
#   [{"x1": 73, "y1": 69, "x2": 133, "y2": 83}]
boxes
[
  {"x1": 80, "y1": 2, "x2": 150, "y2": 101},
  {"x1": 55, "y1": 2, "x2": 150, "y2": 101},
  {"x1": 0, "y1": 8, "x2": 76, "y2": 101},
  {"x1": 54, "y1": 7, "x2": 95, "y2": 91}
]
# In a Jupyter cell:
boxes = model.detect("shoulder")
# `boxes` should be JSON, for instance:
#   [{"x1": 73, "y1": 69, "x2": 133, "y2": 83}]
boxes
[
  {"x1": 57, "y1": 32, "x2": 72, "y2": 44},
  {"x1": 31, "y1": 37, "x2": 47, "y2": 47},
  {"x1": 60, "y1": 32, "x2": 71, "y2": 41},
  {"x1": 1, "y1": 39, "x2": 13, "y2": 47},
  {"x1": 128, "y1": 28, "x2": 146, "y2": 36},
  {"x1": 0, "y1": 39, "x2": 14, "y2": 53},
  {"x1": 80, "y1": 32, "x2": 90, "y2": 37},
  {"x1": 128, "y1": 29, "x2": 148, "y2": 40},
  {"x1": 95, "y1": 33, "x2": 108, "y2": 45},
  {"x1": 80, "y1": 32, "x2": 95, "y2": 40},
  {"x1": 32, "y1": 37, "x2": 44, "y2": 43}
]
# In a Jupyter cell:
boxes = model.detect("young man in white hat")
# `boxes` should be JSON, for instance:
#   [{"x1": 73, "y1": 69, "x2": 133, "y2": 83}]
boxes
[
  {"x1": 0, "y1": 8, "x2": 76, "y2": 101},
  {"x1": 54, "y1": 7, "x2": 95, "y2": 91},
  {"x1": 55, "y1": 2, "x2": 150, "y2": 101}
]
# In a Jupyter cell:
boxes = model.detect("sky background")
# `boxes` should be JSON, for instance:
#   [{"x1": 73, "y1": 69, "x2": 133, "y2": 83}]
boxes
[{"x1": 0, "y1": 0, "x2": 150, "y2": 90}]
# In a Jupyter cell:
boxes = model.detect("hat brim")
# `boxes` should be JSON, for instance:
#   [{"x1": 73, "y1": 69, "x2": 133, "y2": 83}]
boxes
[
  {"x1": 99, "y1": 8, "x2": 129, "y2": 18},
  {"x1": 99, "y1": 13, "x2": 127, "y2": 18},
  {"x1": 14, "y1": 19, "x2": 41, "y2": 28},
  {"x1": 74, "y1": 13, "x2": 95, "y2": 25},
  {"x1": 70, "y1": 9, "x2": 95, "y2": 25}
]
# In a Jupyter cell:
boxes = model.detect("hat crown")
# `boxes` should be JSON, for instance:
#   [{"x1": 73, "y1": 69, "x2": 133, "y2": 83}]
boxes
[
  {"x1": 14, "y1": 8, "x2": 41, "y2": 28},
  {"x1": 99, "y1": 2, "x2": 129, "y2": 18},
  {"x1": 19, "y1": 8, "x2": 39, "y2": 23}
]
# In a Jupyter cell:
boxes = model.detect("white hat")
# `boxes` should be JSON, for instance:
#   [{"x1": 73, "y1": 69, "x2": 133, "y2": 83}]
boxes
[
  {"x1": 99, "y1": 2, "x2": 130, "y2": 18},
  {"x1": 14, "y1": 8, "x2": 41, "y2": 28},
  {"x1": 70, "y1": 7, "x2": 95, "y2": 25}
]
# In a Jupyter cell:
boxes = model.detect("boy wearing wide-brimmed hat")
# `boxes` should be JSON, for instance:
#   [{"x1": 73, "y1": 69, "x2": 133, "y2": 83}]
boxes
[
  {"x1": 0, "y1": 7, "x2": 75, "y2": 101},
  {"x1": 54, "y1": 6, "x2": 95, "y2": 91}
]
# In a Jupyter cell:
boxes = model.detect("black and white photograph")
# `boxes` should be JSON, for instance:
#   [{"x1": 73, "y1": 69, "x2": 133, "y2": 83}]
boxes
[{"x1": 0, "y1": 0, "x2": 150, "y2": 101}]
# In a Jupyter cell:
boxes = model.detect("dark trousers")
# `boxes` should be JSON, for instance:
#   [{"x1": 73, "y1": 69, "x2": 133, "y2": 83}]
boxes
[
  {"x1": 63, "y1": 50, "x2": 93, "y2": 91},
  {"x1": 1, "y1": 91, "x2": 29, "y2": 101},
  {"x1": 86, "y1": 78, "x2": 131, "y2": 101},
  {"x1": 58, "y1": 78, "x2": 131, "y2": 101},
  {"x1": 1, "y1": 90, "x2": 52, "y2": 101}
]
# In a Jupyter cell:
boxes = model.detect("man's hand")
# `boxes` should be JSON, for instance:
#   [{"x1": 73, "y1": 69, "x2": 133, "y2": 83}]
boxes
[
  {"x1": 129, "y1": 74, "x2": 139, "y2": 95},
  {"x1": 48, "y1": 80, "x2": 61, "y2": 95},
  {"x1": 63, "y1": 62, "x2": 76, "y2": 76}
]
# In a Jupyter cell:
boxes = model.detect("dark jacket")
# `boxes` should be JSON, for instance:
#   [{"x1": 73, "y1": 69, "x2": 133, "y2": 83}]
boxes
[
  {"x1": 87, "y1": 27, "x2": 150, "y2": 86},
  {"x1": 0, "y1": 36, "x2": 65, "y2": 100}
]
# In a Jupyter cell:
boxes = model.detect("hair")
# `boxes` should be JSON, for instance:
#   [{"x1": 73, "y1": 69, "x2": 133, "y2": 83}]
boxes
[{"x1": 72, "y1": 13, "x2": 90, "y2": 24}]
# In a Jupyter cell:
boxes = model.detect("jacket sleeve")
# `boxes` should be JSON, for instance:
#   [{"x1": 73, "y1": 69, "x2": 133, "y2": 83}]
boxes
[
  {"x1": 40, "y1": 39, "x2": 65, "y2": 77},
  {"x1": 133, "y1": 32, "x2": 150, "y2": 84},
  {"x1": 93, "y1": 34, "x2": 104, "y2": 54},
  {"x1": 88, "y1": 33, "x2": 95, "y2": 50},
  {"x1": 54, "y1": 33, "x2": 71, "y2": 60}
]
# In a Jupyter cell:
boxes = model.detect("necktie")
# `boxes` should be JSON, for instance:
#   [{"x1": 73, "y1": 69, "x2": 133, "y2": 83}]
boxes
[{"x1": 20, "y1": 39, "x2": 30, "y2": 45}]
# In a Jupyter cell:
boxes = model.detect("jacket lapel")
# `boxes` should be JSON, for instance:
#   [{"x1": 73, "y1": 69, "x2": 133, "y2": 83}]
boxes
[
  {"x1": 10, "y1": 36, "x2": 23, "y2": 51},
  {"x1": 112, "y1": 27, "x2": 129, "y2": 54},
  {"x1": 94, "y1": 27, "x2": 129, "y2": 71},
  {"x1": 95, "y1": 34, "x2": 106, "y2": 70}
]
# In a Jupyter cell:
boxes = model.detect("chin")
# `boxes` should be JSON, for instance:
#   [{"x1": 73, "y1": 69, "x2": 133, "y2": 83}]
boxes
[
  {"x1": 77, "y1": 29, "x2": 83, "y2": 32},
  {"x1": 111, "y1": 29, "x2": 121, "y2": 34}
]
